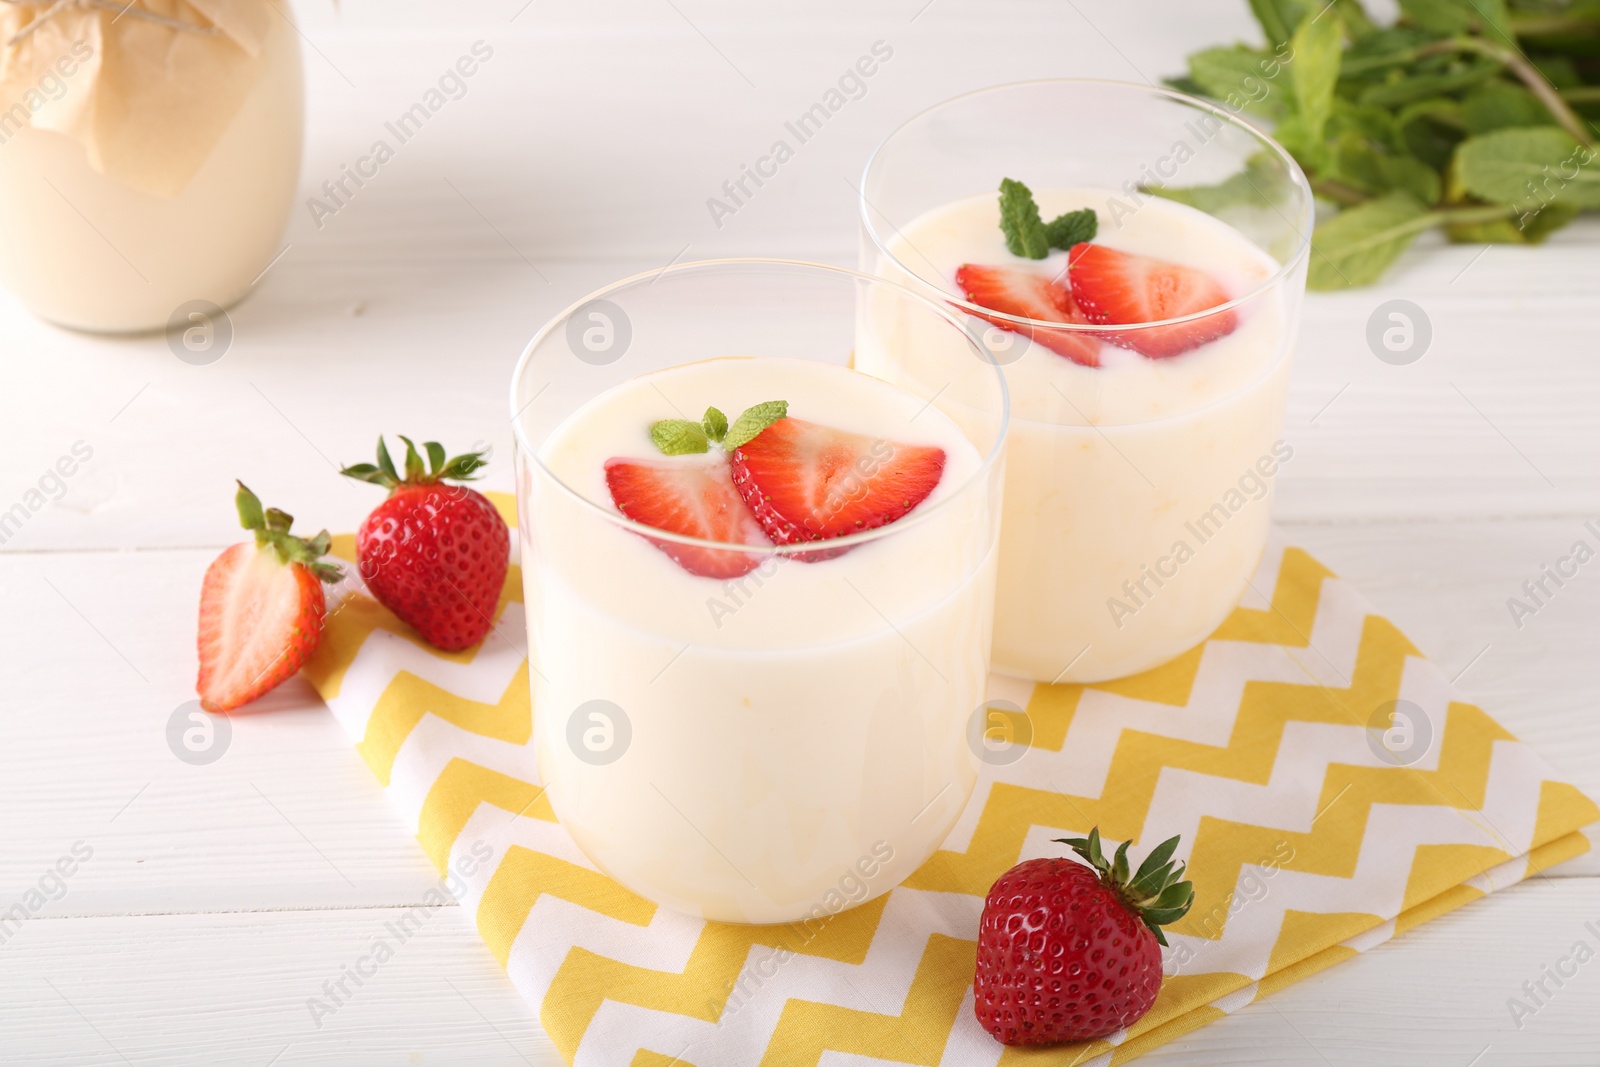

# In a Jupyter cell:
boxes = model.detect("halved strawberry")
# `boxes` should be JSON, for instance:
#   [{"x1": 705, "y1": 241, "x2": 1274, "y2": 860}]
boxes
[
  {"x1": 728, "y1": 418, "x2": 945, "y2": 562},
  {"x1": 955, "y1": 263, "x2": 1100, "y2": 367},
  {"x1": 605, "y1": 457, "x2": 772, "y2": 579},
  {"x1": 1065, "y1": 243, "x2": 1238, "y2": 358},
  {"x1": 197, "y1": 483, "x2": 341, "y2": 713}
]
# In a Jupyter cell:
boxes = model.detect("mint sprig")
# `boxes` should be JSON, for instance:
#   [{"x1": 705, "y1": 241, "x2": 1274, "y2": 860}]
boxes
[
  {"x1": 999, "y1": 178, "x2": 1100, "y2": 259},
  {"x1": 1162, "y1": 0, "x2": 1600, "y2": 290},
  {"x1": 647, "y1": 401, "x2": 787, "y2": 456}
]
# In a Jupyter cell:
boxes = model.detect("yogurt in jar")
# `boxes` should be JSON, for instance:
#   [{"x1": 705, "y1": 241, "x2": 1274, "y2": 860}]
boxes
[
  {"x1": 858, "y1": 189, "x2": 1295, "y2": 683},
  {"x1": 521, "y1": 355, "x2": 999, "y2": 923}
]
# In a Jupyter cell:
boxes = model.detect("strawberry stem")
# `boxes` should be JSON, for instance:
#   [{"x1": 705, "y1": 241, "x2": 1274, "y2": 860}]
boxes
[
  {"x1": 1054, "y1": 828, "x2": 1195, "y2": 947},
  {"x1": 341, "y1": 435, "x2": 488, "y2": 492},
  {"x1": 233, "y1": 482, "x2": 342, "y2": 583}
]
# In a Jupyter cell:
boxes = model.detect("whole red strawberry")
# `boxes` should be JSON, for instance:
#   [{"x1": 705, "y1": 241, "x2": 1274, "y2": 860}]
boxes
[
  {"x1": 197, "y1": 483, "x2": 342, "y2": 713},
  {"x1": 974, "y1": 828, "x2": 1193, "y2": 1046},
  {"x1": 341, "y1": 436, "x2": 509, "y2": 651}
]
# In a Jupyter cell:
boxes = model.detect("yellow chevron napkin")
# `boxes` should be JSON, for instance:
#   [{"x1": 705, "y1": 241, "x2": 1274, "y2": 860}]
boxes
[{"x1": 303, "y1": 492, "x2": 1599, "y2": 1066}]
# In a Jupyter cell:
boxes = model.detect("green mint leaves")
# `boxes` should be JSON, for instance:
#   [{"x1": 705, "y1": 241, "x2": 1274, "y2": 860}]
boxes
[
  {"x1": 1044, "y1": 208, "x2": 1098, "y2": 250},
  {"x1": 723, "y1": 401, "x2": 788, "y2": 451},
  {"x1": 998, "y1": 178, "x2": 1099, "y2": 259},
  {"x1": 999, "y1": 178, "x2": 1050, "y2": 258},
  {"x1": 1162, "y1": 0, "x2": 1599, "y2": 289},
  {"x1": 649, "y1": 401, "x2": 787, "y2": 456},
  {"x1": 702, "y1": 406, "x2": 729, "y2": 443},
  {"x1": 649, "y1": 419, "x2": 710, "y2": 456}
]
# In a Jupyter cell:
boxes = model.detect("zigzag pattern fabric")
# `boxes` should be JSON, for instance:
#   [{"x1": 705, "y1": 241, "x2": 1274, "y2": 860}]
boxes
[{"x1": 302, "y1": 492, "x2": 1599, "y2": 1066}]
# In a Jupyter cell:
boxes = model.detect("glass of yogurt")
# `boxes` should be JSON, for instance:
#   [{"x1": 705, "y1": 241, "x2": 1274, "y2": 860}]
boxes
[
  {"x1": 857, "y1": 79, "x2": 1313, "y2": 684},
  {"x1": 510, "y1": 260, "x2": 1007, "y2": 923}
]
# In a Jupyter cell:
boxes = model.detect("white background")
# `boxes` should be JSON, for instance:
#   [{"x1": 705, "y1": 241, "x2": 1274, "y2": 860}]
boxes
[{"x1": 2, "y1": 0, "x2": 1599, "y2": 1063}]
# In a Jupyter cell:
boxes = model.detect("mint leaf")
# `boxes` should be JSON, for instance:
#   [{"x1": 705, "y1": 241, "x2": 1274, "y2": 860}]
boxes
[
  {"x1": 1333, "y1": 133, "x2": 1442, "y2": 204},
  {"x1": 702, "y1": 406, "x2": 729, "y2": 442},
  {"x1": 1185, "y1": 46, "x2": 1287, "y2": 119},
  {"x1": 1398, "y1": 0, "x2": 1513, "y2": 42},
  {"x1": 1308, "y1": 191, "x2": 1433, "y2": 290},
  {"x1": 1044, "y1": 208, "x2": 1097, "y2": 249},
  {"x1": 1290, "y1": 10, "x2": 1342, "y2": 149},
  {"x1": 1461, "y1": 82, "x2": 1550, "y2": 134},
  {"x1": 1358, "y1": 59, "x2": 1501, "y2": 108},
  {"x1": 650, "y1": 419, "x2": 710, "y2": 456},
  {"x1": 1455, "y1": 127, "x2": 1600, "y2": 213},
  {"x1": 1146, "y1": 151, "x2": 1288, "y2": 215},
  {"x1": 1246, "y1": 0, "x2": 1317, "y2": 47},
  {"x1": 999, "y1": 178, "x2": 1049, "y2": 259},
  {"x1": 1394, "y1": 98, "x2": 1466, "y2": 169},
  {"x1": 1445, "y1": 201, "x2": 1579, "y2": 245},
  {"x1": 723, "y1": 401, "x2": 788, "y2": 452}
]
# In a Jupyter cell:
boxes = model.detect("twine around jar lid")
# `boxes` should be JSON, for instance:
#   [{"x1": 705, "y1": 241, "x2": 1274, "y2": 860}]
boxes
[{"x1": 0, "y1": 0, "x2": 223, "y2": 47}]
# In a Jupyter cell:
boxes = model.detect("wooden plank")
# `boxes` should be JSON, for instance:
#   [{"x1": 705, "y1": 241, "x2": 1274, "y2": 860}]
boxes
[
  {"x1": 0, "y1": 879, "x2": 1594, "y2": 1066},
  {"x1": 0, "y1": 907, "x2": 559, "y2": 1066}
]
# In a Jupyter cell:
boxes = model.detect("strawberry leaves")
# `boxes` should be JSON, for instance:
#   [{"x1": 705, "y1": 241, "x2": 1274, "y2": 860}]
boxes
[
  {"x1": 998, "y1": 178, "x2": 1098, "y2": 260},
  {"x1": 1056, "y1": 827, "x2": 1195, "y2": 947},
  {"x1": 342, "y1": 436, "x2": 488, "y2": 491},
  {"x1": 234, "y1": 481, "x2": 341, "y2": 583}
]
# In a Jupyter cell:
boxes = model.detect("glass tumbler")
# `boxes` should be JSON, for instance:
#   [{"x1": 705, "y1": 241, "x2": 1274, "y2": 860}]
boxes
[
  {"x1": 510, "y1": 259, "x2": 1007, "y2": 923},
  {"x1": 857, "y1": 79, "x2": 1313, "y2": 683}
]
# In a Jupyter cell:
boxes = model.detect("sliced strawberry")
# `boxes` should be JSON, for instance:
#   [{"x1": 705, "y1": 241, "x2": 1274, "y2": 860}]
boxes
[
  {"x1": 728, "y1": 418, "x2": 945, "y2": 562},
  {"x1": 605, "y1": 457, "x2": 772, "y2": 579},
  {"x1": 955, "y1": 263, "x2": 1100, "y2": 367},
  {"x1": 196, "y1": 484, "x2": 340, "y2": 714},
  {"x1": 1065, "y1": 243, "x2": 1238, "y2": 358}
]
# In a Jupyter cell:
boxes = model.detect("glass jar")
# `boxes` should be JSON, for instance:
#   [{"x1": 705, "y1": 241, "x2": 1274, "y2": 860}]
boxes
[{"x1": 0, "y1": 8, "x2": 303, "y2": 333}]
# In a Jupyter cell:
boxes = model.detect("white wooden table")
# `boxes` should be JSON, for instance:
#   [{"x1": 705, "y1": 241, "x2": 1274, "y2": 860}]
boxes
[{"x1": 4, "y1": 1, "x2": 1598, "y2": 1063}]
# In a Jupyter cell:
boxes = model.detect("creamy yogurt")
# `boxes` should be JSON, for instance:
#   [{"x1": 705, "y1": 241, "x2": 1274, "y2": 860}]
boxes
[
  {"x1": 521, "y1": 356, "x2": 999, "y2": 923},
  {"x1": 858, "y1": 189, "x2": 1295, "y2": 682}
]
